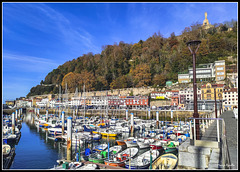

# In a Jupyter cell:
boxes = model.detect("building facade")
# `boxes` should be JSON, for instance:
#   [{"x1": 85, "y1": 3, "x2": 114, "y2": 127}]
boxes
[
  {"x1": 201, "y1": 83, "x2": 225, "y2": 100},
  {"x1": 223, "y1": 87, "x2": 238, "y2": 110},
  {"x1": 178, "y1": 60, "x2": 226, "y2": 83}
]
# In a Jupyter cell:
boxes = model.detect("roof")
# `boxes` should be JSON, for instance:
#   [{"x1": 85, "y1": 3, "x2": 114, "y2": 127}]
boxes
[
  {"x1": 201, "y1": 84, "x2": 225, "y2": 88},
  {"x1": 224, "y1": 88, "x2": 238, "y2": 93}
]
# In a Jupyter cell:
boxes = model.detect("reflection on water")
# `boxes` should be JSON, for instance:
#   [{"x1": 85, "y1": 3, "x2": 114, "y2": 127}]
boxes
[{"x1": 10, "y1": 112, "x2": 147, "y2": 169}]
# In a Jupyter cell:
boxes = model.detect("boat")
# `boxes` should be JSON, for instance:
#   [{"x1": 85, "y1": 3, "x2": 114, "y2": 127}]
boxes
[
  {"x1": 152, "y1": 153, "x2": 178, "y2": 169},
  {"x1": 116, "y1": 140, "x2": 126, "y2": 146},
  {"x1": 136, "y1": 138, "x2": 150, "y2": 149},
  {"x1": 104, "y1": 147, "x2": 139, "y2": 167},
  {"x1": 164, "y1": 142, "x2": 178, "y2": 155},
  {"x1": 3, "y1": 144, "x2": 11, "y2": 157},
  {"x1": 88, "y1": 145, "x2": 122, "y2": 164},
  {"x1": 83, "y1": 125, "x2": 97, "y2": 132},
  {"x1": 125, "y1": 149, "x2": 160, "y2": 169},
  {"x1": 51, "y1": 161, "x2": 83, "y2": 169},
  {"x1": 93, "y1": 143, "x2": 108, "y2": 152},
  {"x1": 100, "y1": 129, "x2": 118, "y2": 137},
  {"x1": 124, "y1": 137, "x2": 138, "y2": 148}
]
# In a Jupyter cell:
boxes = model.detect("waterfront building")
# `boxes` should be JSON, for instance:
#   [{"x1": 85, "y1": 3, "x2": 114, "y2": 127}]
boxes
[
  {"x1": 150, "y1": 91, "x2": 167, "y2": 99},
  {"x1": 178, "y1": 60, "x2": 226, "y2": 83},
  {"x1": 226, "y1": 73, "x2": 238, "y2": 88},
  {"x1": 36, "y1": 98, "x2": 49, "y2": 108},
  {"x1": 223, "y1": 87, "x2": 238, "y2": 110},
  {"x1": 165, "y1": 90, "x2": 179, "y2": 99},
  {"x1": 15, "y1": 99, "x2": 32, "y2": 108},
  {"x1": 171, "y1": 96, "x2": 179, "y2": 106},
  {"x1": 179, "y1": 87, "x2": 201, "y2": 109},
  {"x1": 201, "y1": 83, "x2": 225, "y2": 100},
  {"x1": 124, "y1": 96, "x2": 149, "y2": 109},
  {"x1": 5, "y1": 100, "x2": 15, "y2": 106}
]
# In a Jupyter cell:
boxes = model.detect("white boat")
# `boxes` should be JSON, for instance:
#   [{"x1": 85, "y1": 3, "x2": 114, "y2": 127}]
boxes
[
  {"x1": 137, "y1": 138, "x2": 150, "y2": 149},
  {"x1": 125, "y1": 149, "x2": 160, "y2": 169},
  {"x1": 124, "y1": 137, "x2": 138, "y2": 148}
]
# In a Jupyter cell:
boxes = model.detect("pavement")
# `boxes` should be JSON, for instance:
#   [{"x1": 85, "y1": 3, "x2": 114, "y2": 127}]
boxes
[
  {"x1": 219, "y1": 111, "x2": 238, "y2": 169},
  {"x1": 201, "y1": 111, "x2": 238, "y2": 169}
]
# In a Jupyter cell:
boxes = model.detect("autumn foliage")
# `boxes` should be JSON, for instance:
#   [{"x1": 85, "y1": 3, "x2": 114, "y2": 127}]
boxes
[{"x1": 27, "y1": 20, "x2": 237, "y2": 97}]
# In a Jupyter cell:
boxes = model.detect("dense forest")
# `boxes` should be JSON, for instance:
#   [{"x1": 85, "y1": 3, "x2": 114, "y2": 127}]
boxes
[{"x1": 27, "y1": 20, "x2": 237, "y2": 97}]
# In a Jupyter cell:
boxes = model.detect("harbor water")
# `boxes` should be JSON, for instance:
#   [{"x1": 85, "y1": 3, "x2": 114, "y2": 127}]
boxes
[{"x1": 10, "y1": 113, "x2": 66, "y2": 169}]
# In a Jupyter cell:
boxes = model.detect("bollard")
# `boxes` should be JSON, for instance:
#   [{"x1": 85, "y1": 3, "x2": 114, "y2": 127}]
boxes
[
  {"x1": 130, "y1": 113, "x2": 134, "y2": 137},
  {"x1": 156, "y1": 111, "x2": 159, "y2": 129},
  {"x1": 171, "y1": 110, "x2": 173, "y2": 124},
  {"x1": 62, "y1": 111, "x2": 65, "y2": 135},
  {"x1": 67, "y1": 116, "x2": 72, "y2": 161},
  {"x1": 126, "y1": 110, "x2": 128, "y2": 121},
  {"x1": 12, "y1": 112, "x2": 15, "y2": 134},
  {"x1": 46, "y1": 110, "x2": 48, "y2": 122}
]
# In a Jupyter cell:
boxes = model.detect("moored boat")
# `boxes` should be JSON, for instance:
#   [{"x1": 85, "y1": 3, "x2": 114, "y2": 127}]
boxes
[
  {"x1": 125, "y1": 149, "x2": 160, "y2": 169},
  {"x1": 152, "y1": 153, "x2": 178, "y2": 169},
  {"x1": 104, "y1": 147, "x2": 139, "y2": 167}
]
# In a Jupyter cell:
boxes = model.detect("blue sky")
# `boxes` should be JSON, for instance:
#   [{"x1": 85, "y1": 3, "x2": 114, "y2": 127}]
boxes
[{"x1": 2, "y1": 2, "x2": 238, "y2": 103}]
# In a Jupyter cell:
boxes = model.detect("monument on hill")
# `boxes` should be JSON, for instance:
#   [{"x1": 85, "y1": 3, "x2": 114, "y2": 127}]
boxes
[{"x1": 202, "y1": 12, "x2": 213, "y2": 30}]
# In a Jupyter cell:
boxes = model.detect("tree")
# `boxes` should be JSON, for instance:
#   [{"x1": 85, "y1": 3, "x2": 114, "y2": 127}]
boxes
[{"x1": 130, "y1": 64, "x2": 151, "y2": 87}]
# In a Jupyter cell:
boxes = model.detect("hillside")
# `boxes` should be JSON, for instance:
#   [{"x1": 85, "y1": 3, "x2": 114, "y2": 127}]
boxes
[{"x1": 27, "y1": 20, "x2": 237, "y2": 97}]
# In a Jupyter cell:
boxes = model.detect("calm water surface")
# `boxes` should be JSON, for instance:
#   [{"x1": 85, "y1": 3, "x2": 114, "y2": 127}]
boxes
[{"x1": 11, "y1": 113, "x2": 65, "y2": 169}]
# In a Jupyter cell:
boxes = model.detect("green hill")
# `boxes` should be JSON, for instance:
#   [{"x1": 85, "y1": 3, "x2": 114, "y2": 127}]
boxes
[{"x1": 27, "y1": 20, "x2": 237, "y2": 97}]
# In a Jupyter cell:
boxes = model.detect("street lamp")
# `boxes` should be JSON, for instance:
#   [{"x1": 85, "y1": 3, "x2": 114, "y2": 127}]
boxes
[{"x1": 187, "y1": 40, "x2": 201, "y2": 140}]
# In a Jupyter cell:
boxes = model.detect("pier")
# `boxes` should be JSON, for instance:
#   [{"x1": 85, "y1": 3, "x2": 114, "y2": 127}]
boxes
[{"x1": 178, "y1": 110, "x2": 237, "y2": 169}]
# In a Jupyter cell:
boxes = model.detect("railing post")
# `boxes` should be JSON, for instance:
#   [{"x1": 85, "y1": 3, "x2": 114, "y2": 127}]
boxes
[
  {"x1": 217, "y1": 119, "x2": 220, "y2": 142},
  {"x1": 194, "y1": 118, "x2": 196, "y2": 142},
  {"x1": 190, "y1": 120, "x2": 193, "y2": 140},
  {"x1": 202, "y1": 115, "x2": 205, "y2": 132}
]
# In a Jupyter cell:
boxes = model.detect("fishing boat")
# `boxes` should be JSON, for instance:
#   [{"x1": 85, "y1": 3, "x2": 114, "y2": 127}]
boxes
[
  {"x1": 152, "y1": 153, "x2": 178, "y2": 169},
  {"x1": 104, "y1": 147, "x2": 139, "y2": 167},
  {"x1": 125, "y1": 149, "x2": 160, "y2": 169}
]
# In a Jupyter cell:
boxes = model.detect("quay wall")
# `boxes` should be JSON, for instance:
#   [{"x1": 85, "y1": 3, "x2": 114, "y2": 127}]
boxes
[{"x1": 26, "y1": 107, "x2": 212, "y2": 120}]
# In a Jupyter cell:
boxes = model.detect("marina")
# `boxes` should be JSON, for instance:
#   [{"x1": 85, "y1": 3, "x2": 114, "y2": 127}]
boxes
[{"x1": 3, "y1": 108, "x2": 237, "y2": 169}]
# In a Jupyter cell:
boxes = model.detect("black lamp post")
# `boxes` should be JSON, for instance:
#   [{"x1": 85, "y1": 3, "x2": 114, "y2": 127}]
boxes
[{"x1": 187, "y1": 40, "x2": 201, "y2": 140}]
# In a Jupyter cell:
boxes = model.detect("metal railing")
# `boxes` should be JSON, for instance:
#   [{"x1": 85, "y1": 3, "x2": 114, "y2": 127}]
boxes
[{"x1": 189, "y1": 116, "x2": 231, "y2": 169}]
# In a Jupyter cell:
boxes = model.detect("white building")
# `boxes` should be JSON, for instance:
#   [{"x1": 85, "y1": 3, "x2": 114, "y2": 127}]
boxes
[
  {"x1": 178, "y1": 60, "x2": 226, "y2": 83},
  {"x1": 150, "y1": 92, "x2": 167, "y2": 99},
  {"x1": 223, "y1": 87, "x2": 238, "y2": 110},
  {"x1": 179, "y1": 87, "x2": 201, "y2": 109}
]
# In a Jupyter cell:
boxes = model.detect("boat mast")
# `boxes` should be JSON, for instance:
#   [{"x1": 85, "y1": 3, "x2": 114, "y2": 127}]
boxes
[{"x1": 83, "y1": 84, "x2": 85, "y2": 126}]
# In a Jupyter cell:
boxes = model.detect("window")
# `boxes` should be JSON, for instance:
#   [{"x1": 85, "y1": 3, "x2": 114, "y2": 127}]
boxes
[{"x1": 217, "y1": 67, "x2": 224, "y2": 70}]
